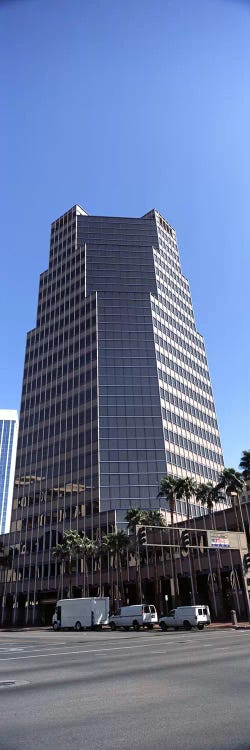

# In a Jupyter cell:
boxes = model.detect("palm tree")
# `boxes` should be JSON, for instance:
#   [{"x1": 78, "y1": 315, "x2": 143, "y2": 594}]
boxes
[
  {"x1": 215, "y1": 468, "x2": 245, "y2": 532},
  {"x1": 79, "y1": 536, "x2": 97, "y2": 597},
  {"x1": 196, "y1": 481, "x2": 223, "y2": 593},
  {"x1": 175, "y1": 476, "x2": 198, "y2": 522},
  {"x1": 195, "y1": 482, "x2": 219, "y2": 517},
  {"x1": 125, "y1": 508, "x2": 146, "y2": 535},
  {"x1": 125, "y1": 508, "x2": 146, "y2": 601},
  {"x1": 142, "y1": 509, "x2": 166, "y2": 610},
  {"x1": 102, "y1": 530, "x2": 130, "y2": 610},
  {"x1": 239, "y1": 450, "x2": 250, "y2": 482},
  {"x1": 175, "y1": 476, "x2": 198, "y2": 604},
  {"x1": 52, "y1": 529, "x2": 82, "y2": 599},
  {"x1": 158, "y1": 475, "x2": 179, "y2": 607},
  {"x1": 145, "y1": 509, "x2": 166, "y2": 528}
]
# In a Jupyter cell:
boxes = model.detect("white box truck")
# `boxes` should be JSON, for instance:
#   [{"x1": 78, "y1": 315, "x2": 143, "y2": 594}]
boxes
[{"x1": 52, "y1": 597, "x2": 110, "y2": 631}]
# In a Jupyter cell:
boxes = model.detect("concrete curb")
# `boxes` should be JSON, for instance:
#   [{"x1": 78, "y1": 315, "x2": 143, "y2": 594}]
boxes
[{"x1": 1, "y1": 624, "x2": 250, "y2": 633}]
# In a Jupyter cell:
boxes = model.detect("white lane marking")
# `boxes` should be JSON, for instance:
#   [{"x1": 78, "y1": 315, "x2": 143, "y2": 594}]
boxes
[
  {"x1": 0, "y1": 645, "x2": 68, "y2": 655},
  {"x1": 0, "y1": 641, "x2": 201, "y2": 662},
  {"x1": 0, "y1": 647, "x2": 25, "y2": 651},
  {"x1": 0, "y1": 631, "x2": 248, "y2": 654},
  {"x1": 0, "y1": 635, "x2": 248, "y2": 663}
]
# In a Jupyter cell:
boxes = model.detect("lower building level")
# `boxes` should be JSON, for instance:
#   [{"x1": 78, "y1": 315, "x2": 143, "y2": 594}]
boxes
[{"x1": 1, "y1": 503, "x2": 250, "y2": 627}]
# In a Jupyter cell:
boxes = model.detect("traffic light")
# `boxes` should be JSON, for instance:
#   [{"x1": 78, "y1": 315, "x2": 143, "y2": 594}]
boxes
[
  {"x1": 138, "y1": 526, "x2": 147, "y2": 546},
  {"x1": 243, "y1": 552, "x2": 250, "y2": 571},
  {"x1": 181, "y1": 530, "x2": 190, "y2": 551}
]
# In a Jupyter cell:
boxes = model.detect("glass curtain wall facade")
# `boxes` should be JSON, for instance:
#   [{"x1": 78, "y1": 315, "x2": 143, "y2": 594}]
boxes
[
  {"x1": 148, "y1": 210, "x2": 224, "y2": 485},
  {"x1": 3, "y1": 205, "x2": 224, "y2": 621},
  {"x1": 0, "y1": 410, "x2": 18, "y2": 534}
]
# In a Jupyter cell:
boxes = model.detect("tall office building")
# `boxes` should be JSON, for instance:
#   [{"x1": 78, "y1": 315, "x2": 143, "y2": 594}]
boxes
[
  {"x1": 0, "y1": 410, "x2": 18, "y2": 535},
  {"x1": 3, "y1": 206, "x2": 224, "y2": 621}
]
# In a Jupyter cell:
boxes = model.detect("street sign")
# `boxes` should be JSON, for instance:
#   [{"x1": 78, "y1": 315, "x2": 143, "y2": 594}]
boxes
[{"x1": 210, "y1": 534, "x2": 230, "y2": 549}]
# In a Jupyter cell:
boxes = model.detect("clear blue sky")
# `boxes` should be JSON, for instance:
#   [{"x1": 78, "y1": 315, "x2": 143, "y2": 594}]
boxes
[{"x1": 0, "y1": 0, "x2": 249, "y2": 470}]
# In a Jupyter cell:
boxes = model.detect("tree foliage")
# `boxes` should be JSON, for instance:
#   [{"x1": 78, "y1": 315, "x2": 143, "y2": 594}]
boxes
[{"x1": 239, "y1": 450, "x2": 250, "y2": 481}]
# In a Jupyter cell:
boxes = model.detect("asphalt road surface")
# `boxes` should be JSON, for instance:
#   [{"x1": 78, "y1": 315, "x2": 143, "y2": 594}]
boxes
[{"x1": 0, "y1": 627, "x2": 249, "y2": 750}]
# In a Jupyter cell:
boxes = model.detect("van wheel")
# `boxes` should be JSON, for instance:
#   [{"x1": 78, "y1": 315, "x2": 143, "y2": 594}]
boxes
[
  {"x1": 160, "y1": 621, "x2": 168, "y2": 631},
  {"x1": 133, "y1": 620, "x2": 140, "y2": 631},
  {"x1": 74, "y1": 621, "x2": 82, "y2": 632},
  {"x1": 53, "y1": 622, "x2": 59, "y2": 631},
  {"x1": 146, "y1": 624, "x2": 153, "y2": 630},
  {"x1": 197, "y1": 623, "x2": 204, "y2": 630},
  {"x1": 183, "y1": 620, "x2": 192, "y2": 631},
  {"x1": 110, "y1": 621, "x2": 116, "y2": 631}
]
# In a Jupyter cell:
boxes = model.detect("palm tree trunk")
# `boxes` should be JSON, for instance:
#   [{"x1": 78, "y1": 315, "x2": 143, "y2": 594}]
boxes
[
  {"x1": 231, "y1": 499, "x2": 240, "y2": 533},
  {"x1": 136, "y1": 537, "x2": 142, "y2": 602},
  {"x1": 232, "y1": 495, "x2": 245, "y2": 534},
  {"x1": 186, "y1": 499, "x2": 197, "y2": 604},
  {"x1": 212, "y1": 511, "x2": 223, "y2": 593},
  {"x1": 68, "y1": 556, "x2": 72, "y2": 599},
  {"x1": 110, "y1": 554, "x2": 114, "y2": 613},
  {"x1": 170, "y1": 509, "x2": 179, "y2": 607},
  {"x1": 84, "y1": 556, "x2": 90, "y2": 597},
  {"x1": 57, "y1": 562, "x2": 63, "y2": 601},
  {"x1": 118, "y1": 551, "x2": 125, "y2": 605},
  {"x1": 153, "y1": 549, "x2": 160, "y2": 610}
]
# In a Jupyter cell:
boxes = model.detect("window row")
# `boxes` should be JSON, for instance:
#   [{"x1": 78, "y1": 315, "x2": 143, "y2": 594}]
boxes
[
  {"x1": 156, "y1": 346, "x2": 208, "y2": 385},
  {"x1": 38, "y1": 261, "x2": 83, "y2": 291},
  {"x1": 16, "y1": 451, "x2": 98, "y2": 475},
  {"x1": 154, "y1": 288, "x2": 204, "y2": 355},
  {"x1": 50, "y1": 233, "x2": 76, "y2": 256},
  {"x1": 21, "y1": 384, "x2": 97, "y2": 413},
  {"x1": 37, "y1": 290, "x2": 95, "y2": 322},
  {"x1": 24, "y1": 345, "x2": 97, "y2": 382},
  {"x1": 154, "y1": 256, "x2": 192, "y2": 313},
  {"x1": 159, "y1": 375, "x2": 214, "y2": 413},
  {"x1": 155, "y1": 261, "x2": 191, "y2": 306},
  {"x1": 23, "y1": 365, "x2": 97, "y2": 396},
  {"x1": 156, "y1": 329, "x2": 206, "y2": 369},
  {"x1": 154, "y1": 283, "x2": 195, "y2": 334},
  {"x1": 158, "y1": 236, "x2": 180, "y2": 271},
  {"x1": 166, "y1": 451, "x2": 219, "y2": 482},
  {"x1": 165, "y1": 428, "x2": 223, "y2": 465},
  {"x1": 21, "y1": 426, "x2": 97, "y2": 451},
  {"x1": 19, "y1": 405, "x2": 98, "y2": 433},
  {"x1": 158, "y1": 360, "x2": 211, "y2": 398},
  {"x1": 24, "y1": 341, "x2": 97, "y2": 381},
  {"x1": 162, "y1": 396, "x2": 218, "y2": 430},
  {"x1": 14, "y1": 474, "x2": 98, "y2": 507},
  {"x1": 163, "y1": 406, "x2": 221, "y2": 448}
]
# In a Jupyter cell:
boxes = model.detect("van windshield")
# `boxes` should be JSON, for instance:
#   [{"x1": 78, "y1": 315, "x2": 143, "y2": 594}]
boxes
[{"x1": 149, "y1": 606, "x2": 156, "y2": 613}]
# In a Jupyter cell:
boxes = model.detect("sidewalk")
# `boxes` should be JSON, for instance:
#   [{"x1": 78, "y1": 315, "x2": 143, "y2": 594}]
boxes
[
  {"x1": 1, "y1": 622, "x2": 250, "y2": 632},
  {"x1": 208, "y1": 622, "x2": 250, "y2": 631}
]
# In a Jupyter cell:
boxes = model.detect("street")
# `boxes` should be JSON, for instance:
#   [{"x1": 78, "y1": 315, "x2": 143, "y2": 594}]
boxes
[{"x1": 0, "y1": 628, "x2": 249, "y2": 750}]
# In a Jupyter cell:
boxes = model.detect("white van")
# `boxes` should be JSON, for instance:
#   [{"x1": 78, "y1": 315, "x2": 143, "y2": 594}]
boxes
[
  {"x1": 159, "y1": 605, "x2": 211, "y2": 631},
  {"x1": 109, "y1": 604, "x2": 158, "y2": 631}
]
